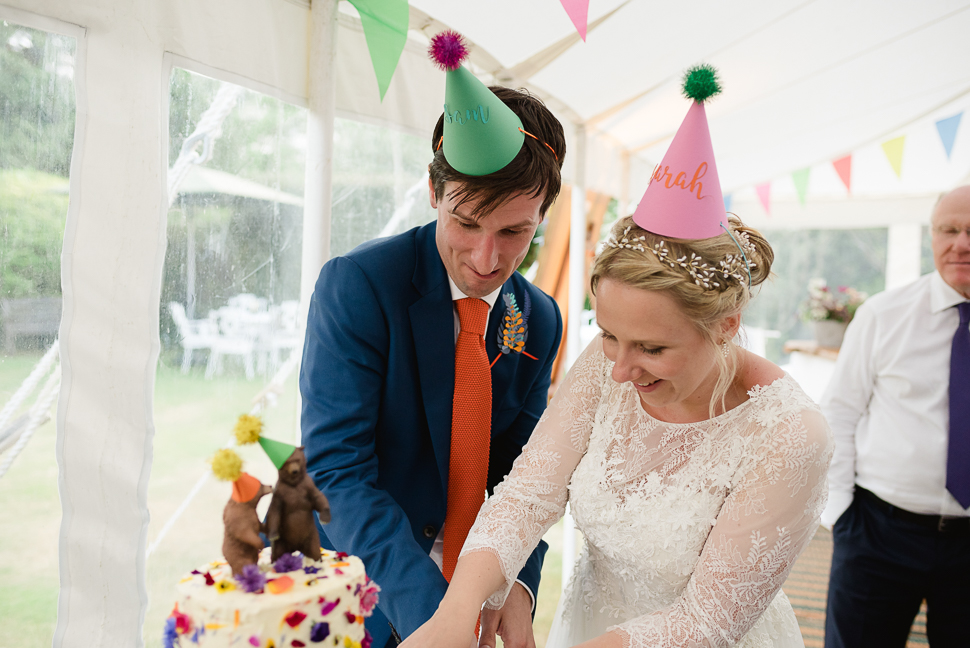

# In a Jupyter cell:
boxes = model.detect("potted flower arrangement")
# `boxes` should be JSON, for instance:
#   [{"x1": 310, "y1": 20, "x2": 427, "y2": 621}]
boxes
[{"x1": 800, "y1": 278, "x2": 867, "y2": 348}]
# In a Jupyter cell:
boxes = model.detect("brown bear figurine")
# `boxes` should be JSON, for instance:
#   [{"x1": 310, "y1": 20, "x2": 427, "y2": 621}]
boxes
[
  {"x1": 266, "y1": 446, "x2": 331, "y2": 562},
  {"x1": 222, "y1": 473, "x2": 274, "y2": 575}
]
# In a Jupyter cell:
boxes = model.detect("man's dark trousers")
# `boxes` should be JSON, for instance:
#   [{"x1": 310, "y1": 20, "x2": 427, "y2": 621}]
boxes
[{"x1": 825, "y1": 488, "x2": 970, "y2": 648}]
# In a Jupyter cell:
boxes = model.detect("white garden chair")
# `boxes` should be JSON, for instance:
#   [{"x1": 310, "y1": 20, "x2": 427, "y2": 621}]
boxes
[{"x1": 168, "y1": 302, "x2": 218, "y2": 373}]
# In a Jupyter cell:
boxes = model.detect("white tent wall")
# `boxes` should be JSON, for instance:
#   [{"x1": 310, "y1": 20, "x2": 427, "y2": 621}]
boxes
[
  {"x1": 0, "y1": 1, "x2": 310, "y2": 645},
  {"x1": 4, "y1": 0, "x2": 970, "y2": 644}
]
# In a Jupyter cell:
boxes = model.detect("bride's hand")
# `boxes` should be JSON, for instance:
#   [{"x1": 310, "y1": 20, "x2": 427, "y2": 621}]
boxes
[{"x1": 399, "y1": 608, "x2": 478, "y2": 648}]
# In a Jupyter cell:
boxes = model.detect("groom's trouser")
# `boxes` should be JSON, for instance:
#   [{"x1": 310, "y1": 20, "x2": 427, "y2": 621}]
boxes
[{"x1": 824, "y1": 487, "x2": 970, "y2": 648}]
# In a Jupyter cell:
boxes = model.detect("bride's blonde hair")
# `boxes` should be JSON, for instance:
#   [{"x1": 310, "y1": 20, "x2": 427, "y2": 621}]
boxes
[{"x1": 590, "y1": 215, "x2": 774, "y2": 418}]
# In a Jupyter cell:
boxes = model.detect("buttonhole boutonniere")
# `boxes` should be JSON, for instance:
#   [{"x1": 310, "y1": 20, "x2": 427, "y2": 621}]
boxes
[{"x1": 491, "y1": 291, "x2": 537, "y2": 367}]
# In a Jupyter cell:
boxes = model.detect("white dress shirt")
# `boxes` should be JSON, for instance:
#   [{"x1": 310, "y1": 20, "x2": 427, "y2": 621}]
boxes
[
  {"x1": 820, "y1": 271, "x2": 970, "y2": 528},
  {"x1": 427, "y1": 278, "x2": 536, "y2": 610}
]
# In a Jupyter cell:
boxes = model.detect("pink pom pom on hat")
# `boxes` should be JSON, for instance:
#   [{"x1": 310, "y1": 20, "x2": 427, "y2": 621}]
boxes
[
  {"x1": 633, "y1": 65, "x2": 728, "y2": 240},
  {"x1": 429, "y1": 30, "x2": 469, "y2": 72}
]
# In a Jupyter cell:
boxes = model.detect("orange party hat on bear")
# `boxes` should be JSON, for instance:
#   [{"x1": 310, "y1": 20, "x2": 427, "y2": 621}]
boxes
[{"x1": 633, "y1": 65, "x2": 727, "y2": 240}]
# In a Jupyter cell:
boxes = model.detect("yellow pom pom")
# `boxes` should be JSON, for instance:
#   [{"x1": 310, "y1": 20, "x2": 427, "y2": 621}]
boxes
[
  {"x1": 234, "y1": 414, "x2": 263, "y2": 445},
  {"x1": 211, "y1": 449, "x2": 243, "y2": 482}
]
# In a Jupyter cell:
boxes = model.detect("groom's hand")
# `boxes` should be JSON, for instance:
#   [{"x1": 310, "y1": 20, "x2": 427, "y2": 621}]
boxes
[{"x1": 478, "y1": 582, "x2": 536, "y2": 648}]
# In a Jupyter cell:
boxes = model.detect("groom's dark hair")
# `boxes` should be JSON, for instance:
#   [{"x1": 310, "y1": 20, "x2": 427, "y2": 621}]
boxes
[{"x1": 429, "y1": 86, "x2": 566, "y2": 220}]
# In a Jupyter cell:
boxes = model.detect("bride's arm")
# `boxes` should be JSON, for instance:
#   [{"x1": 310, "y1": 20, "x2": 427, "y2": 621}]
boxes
[
  {"x1": 609, "y1": 398, "x2": 834, "y2": 648},
  {"x1": 400, "y1": 339, "x2": 609, "y2": 647},
  {"x1": 461, "y1": 338, "x2": 608, "y2": 609}
]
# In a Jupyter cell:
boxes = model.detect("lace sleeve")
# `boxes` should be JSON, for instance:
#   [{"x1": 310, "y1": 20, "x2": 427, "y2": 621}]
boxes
[
  {"x1": 460, "y1": 338, "x2": 609, "y2": 609},
  {"x1": 611, "y1": 388, "x2": 834, "y2": 648}
]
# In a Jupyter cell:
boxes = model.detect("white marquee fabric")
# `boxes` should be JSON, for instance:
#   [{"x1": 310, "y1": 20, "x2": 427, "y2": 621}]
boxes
[{"x1": 1, "y1": 0, "x2": 969, "y2": 645}]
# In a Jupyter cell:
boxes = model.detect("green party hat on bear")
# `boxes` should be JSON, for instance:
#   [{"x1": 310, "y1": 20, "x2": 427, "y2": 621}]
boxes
[
  {"x1": 258, "y1": 436, "x2": 297, "y2": 470},
  {"x1": 429, "y1": 30, "x2": 525, "y2": 176},
  {"x1": 233, "y1": 413, "x2": 296, "y2": 469}
]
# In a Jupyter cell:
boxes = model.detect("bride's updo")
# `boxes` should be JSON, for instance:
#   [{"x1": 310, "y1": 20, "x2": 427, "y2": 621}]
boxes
[{"x1": 589, "y1": 215, "x2": 774, "y2": 414}]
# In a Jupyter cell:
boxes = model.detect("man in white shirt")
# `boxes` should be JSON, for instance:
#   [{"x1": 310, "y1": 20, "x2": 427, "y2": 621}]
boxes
[{"x1": 821, "y1": 185, "x2": 970, "y2": 647}]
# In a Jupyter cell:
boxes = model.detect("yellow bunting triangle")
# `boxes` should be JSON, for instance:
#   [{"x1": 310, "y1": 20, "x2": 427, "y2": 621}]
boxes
[{"x1": 881, "y1": 136, "x2": 905, "y2": 178}]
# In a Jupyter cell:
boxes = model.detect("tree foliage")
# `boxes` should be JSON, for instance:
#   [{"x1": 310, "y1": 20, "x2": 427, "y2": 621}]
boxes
[
  {"x1": 0, "y1": 22, "x2": 75, "y2": 175},
  {"x1": 0, "y1": 23, "x2": 75, "y2": 301}
]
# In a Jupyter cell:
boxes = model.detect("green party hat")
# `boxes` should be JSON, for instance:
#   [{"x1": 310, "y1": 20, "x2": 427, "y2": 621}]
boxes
[
  {"x1": 258, "y1": 435, "x2": 296, "y2": 470},
  {"x1": 429, "y1": 31, "x2": 525, "y2": 176}
]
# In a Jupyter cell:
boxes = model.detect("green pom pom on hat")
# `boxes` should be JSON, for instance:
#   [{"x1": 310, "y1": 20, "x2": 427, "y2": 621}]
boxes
[
  {"x1": 682, "y1": 64, "x2": 722, "y2": 104},
  {"x1": 258, "y1": 435, "x2": 297, "y2": 470}
]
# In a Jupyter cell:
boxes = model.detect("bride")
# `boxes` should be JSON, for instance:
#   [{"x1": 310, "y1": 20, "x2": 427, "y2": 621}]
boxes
[{"x1": 400, "y1": 214, "x2": 833, "y2": 648}]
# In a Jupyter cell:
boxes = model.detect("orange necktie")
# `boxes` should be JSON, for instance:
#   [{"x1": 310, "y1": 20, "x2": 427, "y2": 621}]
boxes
[{"x1": 442, "y1": 297, "x2": 492, "y2": 582}]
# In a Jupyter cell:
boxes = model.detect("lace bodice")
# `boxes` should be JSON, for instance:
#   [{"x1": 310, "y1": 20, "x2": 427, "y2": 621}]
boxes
[{"x1": 461, "y1": 339, "x2": 833, "y2": 648}]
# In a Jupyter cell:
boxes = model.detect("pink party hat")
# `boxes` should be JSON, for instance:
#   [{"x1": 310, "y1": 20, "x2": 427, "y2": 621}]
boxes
[{"x1": 633, "y1": 65, "x2": 727, "y2": 240}]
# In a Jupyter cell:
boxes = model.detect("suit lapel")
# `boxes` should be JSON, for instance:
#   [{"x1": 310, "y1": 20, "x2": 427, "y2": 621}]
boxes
[
  {"x1": 409, "y1": 224, "x2": 455, "y2": 497},
  {"x1": 487, "y1": 280, "x2": 521, "y2": 419}
]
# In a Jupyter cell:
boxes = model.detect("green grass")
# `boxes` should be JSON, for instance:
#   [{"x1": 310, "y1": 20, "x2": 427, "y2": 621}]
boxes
[{"x1": 0, "y1": 351, "x2": 565, "y2": 648}]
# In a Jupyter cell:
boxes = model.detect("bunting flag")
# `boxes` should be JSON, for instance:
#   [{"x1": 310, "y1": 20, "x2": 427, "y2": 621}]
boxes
[
  {"x1": 724, "y1": 193, "x2": 733, "y2": 213},
  {"x1": 755, "y1": 182, "x2": 771, "y2": 216},
  {"x1": 791, "y1": 168, "x2": 810, "y2": 206},
  {"x1": 559, "y1": 0, "x2": 590, "y2": 41},
  {"x1": 936, "y1": 113, "x2": 963, "y2": 160},
  {"x1": 881, "y1": 136, "x2": 906, "y2": 178},
  {"x1": 349, "y1": 0, "x2": 410, "y2": 101},
  {"x1": 832, "y1": 155, "x2": 852, "y2": 193}
]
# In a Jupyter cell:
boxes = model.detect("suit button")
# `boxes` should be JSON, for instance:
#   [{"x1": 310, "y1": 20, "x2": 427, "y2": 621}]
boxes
[{"x1": 422, "y1": 525, "x2": 437, "y2": 539}]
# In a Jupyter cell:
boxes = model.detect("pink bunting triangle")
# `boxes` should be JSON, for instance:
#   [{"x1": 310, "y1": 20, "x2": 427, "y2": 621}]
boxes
[
  {"x1": 755, "y1": 182, "x2": 771, "y2": 216},
  {"x1": 559, "y1": 0, "x2": 589, "y2": 41},
  {"x1": 832, "y1": 155, "x2": 852, "y2": 193}
]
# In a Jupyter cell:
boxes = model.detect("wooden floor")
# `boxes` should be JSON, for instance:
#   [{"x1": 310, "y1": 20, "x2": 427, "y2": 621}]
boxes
[{"x1": 785, "y1": 527, "x2": 929, "y2": 647}]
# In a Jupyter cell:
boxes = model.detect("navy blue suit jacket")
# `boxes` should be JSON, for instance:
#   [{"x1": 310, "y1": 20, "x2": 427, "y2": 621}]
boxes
[{"x1": 300, "y1": 222, "x2": 562, "y2": 645}]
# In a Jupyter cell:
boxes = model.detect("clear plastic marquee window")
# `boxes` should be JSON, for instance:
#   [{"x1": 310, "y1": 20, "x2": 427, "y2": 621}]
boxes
[
  {"x1": 146, "y1": 66, "x2": 435, "y2": 644},
  {"x1": 0, "y1": 18, "x2": 76, "y2": 646}
]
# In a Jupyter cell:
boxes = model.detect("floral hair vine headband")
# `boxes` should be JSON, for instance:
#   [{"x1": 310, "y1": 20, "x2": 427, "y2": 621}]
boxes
[{"x1": 604, "y1": 225, "x2": 756, "y2": 291}]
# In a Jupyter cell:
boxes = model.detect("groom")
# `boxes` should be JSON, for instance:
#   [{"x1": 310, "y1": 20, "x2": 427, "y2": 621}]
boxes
[{"x1": 300, "y1": 82, "x2": 566, "y2": 648}]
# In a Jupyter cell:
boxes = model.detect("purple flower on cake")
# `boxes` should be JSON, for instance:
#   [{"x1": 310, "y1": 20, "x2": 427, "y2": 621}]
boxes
[
  {"x1": 303, "y1": 565, "x2": 320, "y2": 574},
  {"x1": 358, "y1": 579, "x2": 381, "y2": 617},
  {"x1": 319, "y1": 597, "x2": 340, "y2": 615},
  {"x1": 162, "y1": 617, "x2": 179, "y2": 648},
  {"x1": 234, "y1": 564, "x2": 267, "y2": 593},
  {"x1": 362, "y1": 629, "x2": 373, "y2": 648},
  {"x1": 310, "y1": 621, "x2": 330, "y2": 642},
  {"x1": 273, "y1": 552, "x2": 304, "y2": 573}
]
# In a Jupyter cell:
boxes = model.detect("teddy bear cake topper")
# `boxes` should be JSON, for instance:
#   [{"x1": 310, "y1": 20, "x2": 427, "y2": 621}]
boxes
[{"x1": 211, "y1": 414, "x2": 332, "y2": 575}]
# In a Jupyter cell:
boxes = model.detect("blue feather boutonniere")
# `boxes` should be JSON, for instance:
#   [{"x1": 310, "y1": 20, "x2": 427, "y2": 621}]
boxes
[{"x1": 491, "y1": 291, "x2": 537, "y2": 367}]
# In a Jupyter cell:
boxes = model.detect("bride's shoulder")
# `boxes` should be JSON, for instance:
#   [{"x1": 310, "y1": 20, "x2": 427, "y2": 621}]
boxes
[
  {"x1": 736, "y1": 352, "x2": 831, "y2": 448},
  {"x1": 738, "y1": 352, "x2": 786, "y2": 392},
  {"x1": 739, "y1": 353, "x2": 823, "y2": 420}
]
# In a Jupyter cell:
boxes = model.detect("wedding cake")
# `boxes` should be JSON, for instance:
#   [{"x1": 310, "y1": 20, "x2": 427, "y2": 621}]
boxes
[
  {"x1": 164, "y1": 415, "x2": 378, "y2": 648},
  {"x1": 165, "y1": 548, "x2": 377, "y2": 648}
]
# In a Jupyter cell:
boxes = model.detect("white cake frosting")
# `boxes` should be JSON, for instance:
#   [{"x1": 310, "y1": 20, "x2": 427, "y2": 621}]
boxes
[{"x1": 165, "y1": 548, "x2": 377, "y2": 648}]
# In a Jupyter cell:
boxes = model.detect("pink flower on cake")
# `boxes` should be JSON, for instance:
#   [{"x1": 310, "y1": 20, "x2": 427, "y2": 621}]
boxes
[
  {"x1": 319, "y1": 597, "x2": 340, "y2": 615},
  {"x1": 284, "y1": 610, "x2": 307, "y2": 628},
  {"x1": 358, "y1": 579, "x2": 381, "y2": 617},
  {"x1": 168, "y1": 607, "x2": 192, "y2": 635}
]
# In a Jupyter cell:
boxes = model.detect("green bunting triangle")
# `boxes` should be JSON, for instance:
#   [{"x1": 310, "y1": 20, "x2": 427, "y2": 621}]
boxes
[
  {"x1": 791, "y1": 168, "x2": 810, "y2": 205},
  {"x1": 259, "y1": 436, "x2": 296, "y2": 470},
  {"x1": 349, "y1": 0, "x2": 409, "y2": 101}
]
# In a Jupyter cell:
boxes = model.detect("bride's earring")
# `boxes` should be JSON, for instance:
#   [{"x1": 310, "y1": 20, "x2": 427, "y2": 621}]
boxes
[{"x1": 720, "y1": 341, "x2": 729, "y2": 357}]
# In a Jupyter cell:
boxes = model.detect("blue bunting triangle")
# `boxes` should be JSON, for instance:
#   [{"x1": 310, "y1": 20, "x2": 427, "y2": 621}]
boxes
[{"x1": 935, "y1": 113, "x2": 963, "y2": 160}]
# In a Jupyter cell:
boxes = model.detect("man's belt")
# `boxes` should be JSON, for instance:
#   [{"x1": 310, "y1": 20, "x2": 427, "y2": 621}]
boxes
[{"x1": 858, "y1": 487, "x2": 970, "y2": 533}]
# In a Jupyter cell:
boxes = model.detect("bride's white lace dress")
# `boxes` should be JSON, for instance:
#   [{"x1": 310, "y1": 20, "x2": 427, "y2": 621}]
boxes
[{"x1": 461, "y1": 340, "x2": 833, "y2": 647}]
